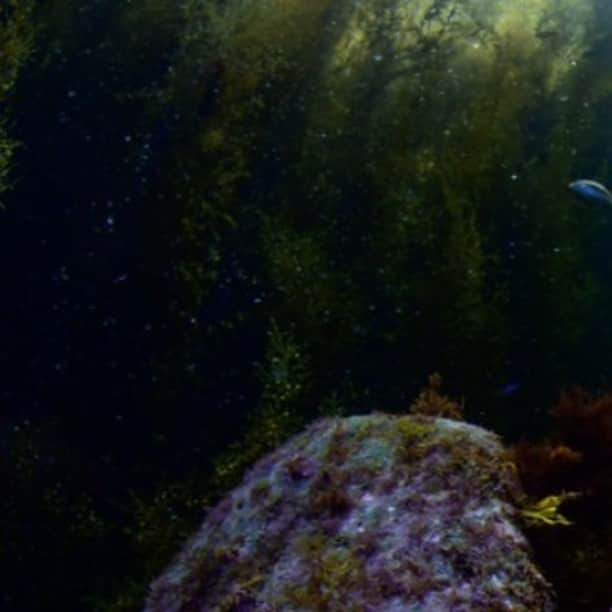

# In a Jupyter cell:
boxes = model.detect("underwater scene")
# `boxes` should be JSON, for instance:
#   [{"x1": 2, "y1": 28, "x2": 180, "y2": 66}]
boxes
[{"x1": 3, "y1": 0, "x2": 612, "y2": 609}]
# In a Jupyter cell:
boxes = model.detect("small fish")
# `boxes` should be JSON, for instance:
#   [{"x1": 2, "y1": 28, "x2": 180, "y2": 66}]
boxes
[
  {"x1": 498, "y1": 382, "x2": 521, "y2": 397},
  {"x1": 568, "y1": 179, "x2": 612, "y2": 205}
]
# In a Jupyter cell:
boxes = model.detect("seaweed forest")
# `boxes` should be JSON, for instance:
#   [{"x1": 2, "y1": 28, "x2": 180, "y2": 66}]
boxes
[{"x1": 3, "y1": 0, "x2": 612, "y2": 610}]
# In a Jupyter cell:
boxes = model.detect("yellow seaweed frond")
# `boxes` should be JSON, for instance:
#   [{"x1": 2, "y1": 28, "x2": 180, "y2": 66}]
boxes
[{"x1": 519, "y1": 492, "x2": 580, "y2": 527}]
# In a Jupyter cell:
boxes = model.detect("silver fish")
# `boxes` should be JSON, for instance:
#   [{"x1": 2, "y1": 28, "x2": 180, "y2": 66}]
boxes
[{"x1": 568, "y1": 179, "x2": 612, "y2": 205}]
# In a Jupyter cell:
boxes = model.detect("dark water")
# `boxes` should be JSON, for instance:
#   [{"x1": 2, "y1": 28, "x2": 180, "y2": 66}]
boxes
[{"x1": 2, "y1": 0, "x2": 612, "y2": 610}]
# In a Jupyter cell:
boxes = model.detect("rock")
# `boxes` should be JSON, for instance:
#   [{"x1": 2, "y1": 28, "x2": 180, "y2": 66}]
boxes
[{"x1": 144, "y1": 414, "x2": 555, "y2": 611}]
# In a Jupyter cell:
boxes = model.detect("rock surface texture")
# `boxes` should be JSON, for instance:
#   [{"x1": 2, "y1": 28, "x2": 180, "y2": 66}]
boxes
[{"x1": 145, "y1": 414, "x2": 555, "y2": 611}]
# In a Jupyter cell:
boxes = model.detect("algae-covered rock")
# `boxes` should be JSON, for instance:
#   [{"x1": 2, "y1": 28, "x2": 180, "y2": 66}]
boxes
[{"x1": 144, "y1": 414, "x2": 555, "y2": 611}]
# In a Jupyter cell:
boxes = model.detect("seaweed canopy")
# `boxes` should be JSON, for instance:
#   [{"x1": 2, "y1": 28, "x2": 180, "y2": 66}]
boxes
[
  {"x1": 513, "y1": 387, "x2": 612, "y2": 499},
  {"x1": 0, "y1": 0, "x2": 34, "y2": 205},
  {"x1": 511, "y1": 440, "x2": 582, "y2": 499},
  {"x1": 552, "y1": 387, "x2": 612, "y2": 459}
]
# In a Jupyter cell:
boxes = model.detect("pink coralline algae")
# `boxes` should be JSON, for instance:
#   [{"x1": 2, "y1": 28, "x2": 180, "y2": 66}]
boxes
[{"x1": 144, "y1": 414, "x2": 555, "y2": 611}]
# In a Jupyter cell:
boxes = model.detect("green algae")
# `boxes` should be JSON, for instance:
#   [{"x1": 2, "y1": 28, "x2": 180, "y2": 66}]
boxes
[
  {"x1": 394, "y1": 416, "x2": 436, "y2": 465},
  {"x1": 286, "y1": 532, "x2": 366, "y2": 611}
]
